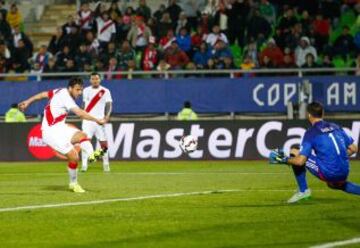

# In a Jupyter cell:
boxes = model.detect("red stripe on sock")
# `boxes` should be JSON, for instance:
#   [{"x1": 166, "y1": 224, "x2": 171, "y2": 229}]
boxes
[
  {"x1": 68, "y1": 162, "x2": 78, "y2": 169},
  {"x1": 79, "y1": 138, "x2": 90, "y2": 144}
]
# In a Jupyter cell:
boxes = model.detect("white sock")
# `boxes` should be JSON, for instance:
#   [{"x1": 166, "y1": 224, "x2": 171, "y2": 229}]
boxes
[
  {"x1": 68, "y1": 163, "x2": 78, "y2": 184},
  {"x1": 80, "y1": 140, "x2": 94, "y2": 157},
  {"x1": 103, "y1": 151, "x2": 109, "y2": 166},
  {"x1": 81, "y1": 150, "x2": 88, "y2": 170}
]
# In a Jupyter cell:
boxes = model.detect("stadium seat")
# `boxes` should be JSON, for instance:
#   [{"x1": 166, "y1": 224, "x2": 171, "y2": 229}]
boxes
[
  {"x1": 333, "y1": 57, "x2": 346, "y2": 68},
  {"x1": 230, "y1": 45, "x2": 242, "y2": 67},
  {"x1": 330, "y1": 27, "x2": 343, "y2": 44}
]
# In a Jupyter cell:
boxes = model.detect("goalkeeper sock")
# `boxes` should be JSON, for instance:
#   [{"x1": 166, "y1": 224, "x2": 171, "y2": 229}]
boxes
[
  {"x1": 292, "y1": 165, "x2": 308, "y2": 193},
  {"x1": 344, "y1": 182, "x2": 360, "y2": 195}
]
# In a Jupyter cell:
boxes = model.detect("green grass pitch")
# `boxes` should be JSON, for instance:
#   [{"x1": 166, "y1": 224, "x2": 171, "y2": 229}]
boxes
[{"x1": 1, "y1": 161, "x2": 360, "y2": 248}]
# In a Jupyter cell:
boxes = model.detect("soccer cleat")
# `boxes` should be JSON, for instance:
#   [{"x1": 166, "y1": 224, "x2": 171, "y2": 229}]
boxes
[
  {"x1": 80, "y1": 167, "x2": 87, "y2": 172},
  {"x1": 103, "y1": 164, "x2": 110, "y2": 172},
  {"x1": 287, "y1": 189, "x2": 311, "y2": 203},
  {"x1": 69, "y1": 183, "x2": 86, "y2": 193},
  {"x1": 88, "y1": 149, "x2": 105, "y2": 163}
]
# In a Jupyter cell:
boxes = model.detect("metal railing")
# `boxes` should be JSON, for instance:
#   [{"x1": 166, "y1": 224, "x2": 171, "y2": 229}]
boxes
[{"x1": 0, "y1": 67, "x2": 357, "y2": 81}]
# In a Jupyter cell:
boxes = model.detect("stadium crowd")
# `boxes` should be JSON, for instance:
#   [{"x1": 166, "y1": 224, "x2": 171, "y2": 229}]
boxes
[{"x1": 0, "y1": 0, "x2": 359, "y2": 77}]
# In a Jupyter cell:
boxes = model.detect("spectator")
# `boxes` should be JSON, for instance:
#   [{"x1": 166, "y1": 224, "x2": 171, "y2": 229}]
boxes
[
  {"x1": 10, "y1": 25, "x2": 32, "y2": 52},
  {"x1": 193, "y1": 42, "x2": 211, "y2": 69},
  {"x1": 261, "y1": 55, "x2": 274, "y2": 70},
  {"x1": 159, "y1": 29, "x2": 176, "y2": 51},
  {"x1": 191, "y1": 25, "x2": 206, "y2": 50},
  {"x1": 63, "y1": 59, "x2": 78, "y2": 73},
  {"x1": 302, "y1": 53, "x2": 318, "y2": 69},
  {"x1": 43, "y1": 57, "x2": 58, "y2": 79},
  {"x1": 77, "y1": 2, "x2": 94, "y2": 33},
  {"x1": 122, "y1": 7, "x2": 134, "y2": 29},
  {"x1": 142, "y1": 36, "x2": 158, "y2": 71},
  {"x1": 243, "y1": 41, "x2": 259, "y2": 67},
  {"x1": 295, "y1": 36, "x2": 318, "y2": 67},
  {"x1": 164, "y1": 41, "x2": 190, "y2": 69},
  {"x1": 84, "y1": 31, "x2": 100, "y2": 57},
  {"x1": 198, "y1": 12, "x2": 210, "y2": 35},
  {"x1": 100, "y1": 42, "x2": 117, "y2": 66},
  {"x1": 75, "y1": 43, "x2": 92, "y2": 71},
  {"x1": 282, "y1": 47, "x2": 296, "y2": 70},
  {"x1": 29, "y1": 62, "x2": 42, "y2": 81},
  {"x1": 259, "y1": 0, "x2": 276, "y2": 24},
  {"x1": 153, "y1": 4, "x2": 166, "y2": 22},
  {"x1": 312, "y1": 13, "x2": 330, "y2": 52},
  {"x1": 105, "y1": 57, "x2": 121, "y2": 80},
  {"x1": 5, "y1": 103, "x2": 26, "y2": 123},
  {"x1": 156, "y1": 59, "x2": 171, "y2": 75},
  {"x1": 48, "y1": 27, "x2": 66, "y2": 55},
  {"x1": 176, "y1": 27, "x2": 191, "y2": 54},
  {"x1": 240, "y1": 55, "x2": 256, "y2": 77},
  {"x1": 62, "y1": 25, "x2": 81, "y2": 53},
  {"x1": 108, "y1": 1, "x2": 122, "y2": 21},
  {"x1": 167, "y1": 0, "x2": 182, "y2": 26},
  {"x1": 12, "y1": 39, "x2": 30, "y2": 72},
  {"x1": 0, "y1": 12, "x2": 11, "y2": 42},
  {"x1": 177, "y1": 101, "x2": 198, "y2": 121},
  {"x1": 300, "y1": 10, "x2": 312, "y2": 36},
  {"x1": 137, "y1": 0, "x2": 151, "y2": 21},
  {"x1": 278, "y1": 8, "x2": 298, "y2": 35},
  {"x1": 96, "y1": 12, "x2": 116, "y2": 50},
  {"x1": 206, "y1": 25, "x2": 228, "y2": 47},
  {"x1": 247, "y1": 9, "x2": 271, "y2": 41},
  {"x1": 0, "y1": 40, "x2": 10, "y2": 61},
  {"x1": 147, "y1": 17, "x2": 158, "y2": 38},
  {"x1": 284, "y1": 23, "x2": 304, "y2": 50},
  {"x1": 260, "y1": 38, "x2": 284, "y2": 67},
  {"x1": 158, "y1": 12, "x2": 173, "y2": 38},
  {"x1": 334, "y1": 26, "x2": 355, "y2": 59},
  {"x1": 211, "y1": 40, "x2": 233, "y2": 69},
  {"x1": 0, "y1": 55, "x2": 6, "y2": 74},
  {"x1": 6, "y1": 4, "x2": 22, "y2": 30},
  {"x1": 178, "y1": 0, "x2": 200, "y2": 28},
  {"x1": 175, "y1": 12, "x2": 190, "y2": 34},
  {"x1": 31, "y1": 45, "x2": 52, "y2": 71},
  {"x1": 273, "y1": 28, "x2": 286, "y2": 50},
  {"x1": 213, "y1": 2, "x2": 229, "y2": 35},
  {"x1": 114, "y1": 15, "x2": 129, "y2": 44},
  {"x1": 127, "y1": 15, "x2": 151, "y2": 51},
  {"x1": 322, "y1": 55, "x2": 334, "y2": 68},
  {"x1": 62, "y1": 15, "x2": 78, "y2": 35},
  {"x1": 55, "y1": 45, "x2": 73, "y2": 71},
  {"x1": 226, "y1": 0, "x2": 249, "y2": 46},
  {"x1": 117, "y1": 40, "x2": 136, "y2": 70},
  {"x1": 0, "y1": 1, "x2": 7, "y2": 21}
]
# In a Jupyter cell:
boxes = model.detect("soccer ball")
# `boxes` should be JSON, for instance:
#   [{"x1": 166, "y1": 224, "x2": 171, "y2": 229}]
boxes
[{"x1": 180, "y1": 135, "x2": 198, "y2": 153}]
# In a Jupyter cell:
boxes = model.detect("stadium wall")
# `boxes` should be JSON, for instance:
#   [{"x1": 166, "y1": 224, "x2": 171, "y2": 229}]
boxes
[
  {"x1": 0, "y1": 76, "x2": 359, "y2": 114},
  {"x1": 2, "y1": 120, "x2": 359, "y2": 161}
]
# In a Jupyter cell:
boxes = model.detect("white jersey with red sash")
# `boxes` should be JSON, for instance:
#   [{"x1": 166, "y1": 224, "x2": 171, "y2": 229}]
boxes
[
  {"x1": 41, "y1": 88, "x2": 78, "y2": 131},
  {"x1": 83, "y1": 86, "x2": 112, "y2": 119},
  {"x1": 96, "y1": 17, "x2": 116, "y2": 42},
  {"x1": 78, "y1": 10, "x2": 93, "y2": 30}
]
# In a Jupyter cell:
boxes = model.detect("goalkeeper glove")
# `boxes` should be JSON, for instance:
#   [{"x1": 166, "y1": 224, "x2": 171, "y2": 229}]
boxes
[{"x1": 269, "y1": 149, "x2": 289, "y2": 164}]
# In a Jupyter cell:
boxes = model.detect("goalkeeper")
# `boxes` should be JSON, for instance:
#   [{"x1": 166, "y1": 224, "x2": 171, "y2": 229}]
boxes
[{"x1": 269, "y1": 102, "x2": 359, "y2": 203}]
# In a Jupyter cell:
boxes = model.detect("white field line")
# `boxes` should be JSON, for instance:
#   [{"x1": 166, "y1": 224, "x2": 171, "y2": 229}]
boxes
[
  {"x1": 0, "y1": 189, "x2": 239, "y2": 213},
  {"x1": 0, "y1": 189, "x2": 329, "y2": 213},
  {"x1": 310, "y1": 237, "x2": 360, "y2": 248},
  {"x1": 0, "y1": 172, "x2": 290, "y2": 176}
]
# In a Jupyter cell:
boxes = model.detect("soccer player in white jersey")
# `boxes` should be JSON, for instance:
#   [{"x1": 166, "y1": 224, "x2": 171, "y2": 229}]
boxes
[
  {"x1": 81, "y1": 72, "x2": 112, "y2": 172},
  {"x1": 19, "y1": 77, "x2": 106, "y2": 193}
]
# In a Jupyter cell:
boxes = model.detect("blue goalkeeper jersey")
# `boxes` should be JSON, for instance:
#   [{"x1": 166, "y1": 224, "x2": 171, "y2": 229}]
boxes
[{"x1": 300, "y1": 120, "x2": 354, "y2": 177}]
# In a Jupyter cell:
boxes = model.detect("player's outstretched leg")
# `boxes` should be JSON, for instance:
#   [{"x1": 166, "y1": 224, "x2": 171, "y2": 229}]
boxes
[
  {"x1": 66, "y1": 149, "x2": 85, "y2": 193},
  {"x1": 100, "y1": 141, "x2": 110, "y2": 172},
  {"x1": 327, "y1": 181, "x2": 360, "y2": 195}
]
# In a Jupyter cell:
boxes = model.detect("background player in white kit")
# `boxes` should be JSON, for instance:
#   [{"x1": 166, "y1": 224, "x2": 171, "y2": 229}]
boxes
[
  {"x1": 19, "y1": 77, "x2": 106, "y2": 193},
  {"x1": 81, "y1": 72, "x2": 112, "y2": 172}
]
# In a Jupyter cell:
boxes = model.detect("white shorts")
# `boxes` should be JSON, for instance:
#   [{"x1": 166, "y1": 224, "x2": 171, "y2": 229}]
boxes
[
  {"x1": 42, "y1": 124, "x2": 79, "y2": 155},
  {"x1": 82, "y1": 120, "x2": 107, "y2": 142}
]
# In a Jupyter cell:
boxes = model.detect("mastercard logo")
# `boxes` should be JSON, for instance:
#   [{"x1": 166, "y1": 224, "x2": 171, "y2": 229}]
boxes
[{"x1": 27, "y1": 124, "x2": 80, "y2": 160}]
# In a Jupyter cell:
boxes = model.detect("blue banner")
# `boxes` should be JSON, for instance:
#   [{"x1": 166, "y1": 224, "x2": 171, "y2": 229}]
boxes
[{"x1": 0, "y1": 76, "x2": 358, "y2": 115}]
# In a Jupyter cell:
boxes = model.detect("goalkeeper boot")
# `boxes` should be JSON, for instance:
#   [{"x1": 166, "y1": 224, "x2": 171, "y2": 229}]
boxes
[
  {"x1": 88, "y1": 149, "x2": 105, "y2": 163},
  {"x1": 287, "y1": 189, "x2": 311, "y2": 203},
  {"x1": 69, "y1": 182, "x2": 86, "y2": 193}
]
